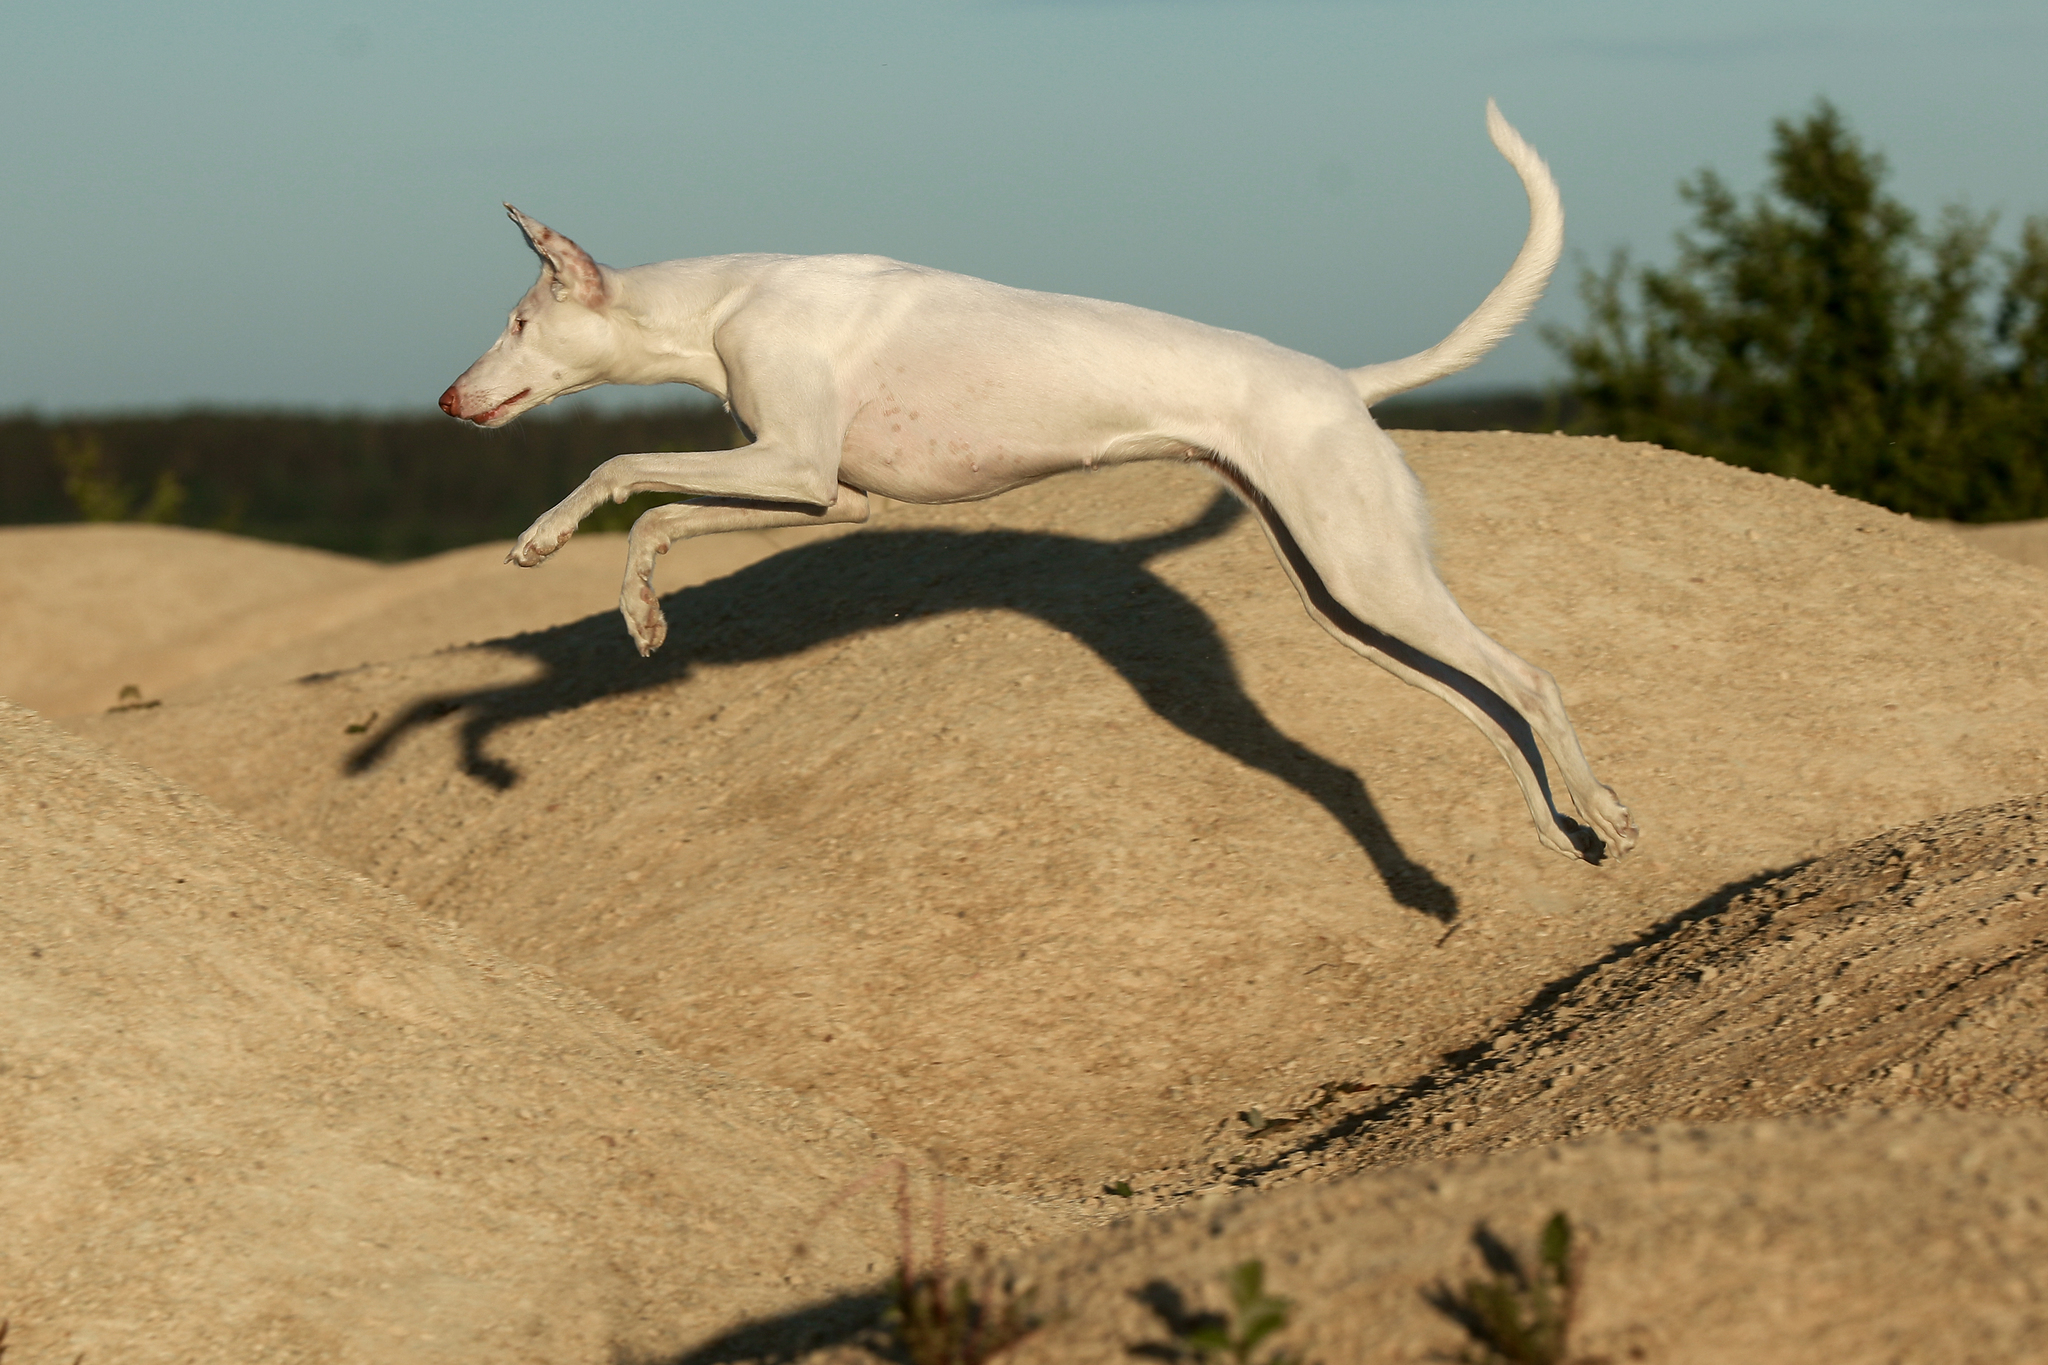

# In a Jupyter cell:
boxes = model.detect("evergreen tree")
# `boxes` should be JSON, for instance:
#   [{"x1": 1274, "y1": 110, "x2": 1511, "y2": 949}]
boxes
[{"x1": 1546, "y1": 102, "x2": 2048, "y2": 521}]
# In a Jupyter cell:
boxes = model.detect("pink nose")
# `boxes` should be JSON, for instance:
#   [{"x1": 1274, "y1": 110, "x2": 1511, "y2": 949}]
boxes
[{"x1": 438, "y1": 384, "x2": 462, "y2": 418}]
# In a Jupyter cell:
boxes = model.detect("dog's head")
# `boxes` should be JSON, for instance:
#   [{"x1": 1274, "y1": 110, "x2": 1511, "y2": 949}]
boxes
[{"x1": 438, "y1": 206, "x2": 621, "y2": 427}]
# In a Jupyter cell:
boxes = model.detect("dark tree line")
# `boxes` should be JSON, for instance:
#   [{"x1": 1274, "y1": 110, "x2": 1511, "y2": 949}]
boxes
[
  {"x1": 0, "y1": 404, "x2": 741, "y2": 560},
  {"x1": 0, "y1": 393, "x2": 1556, "y2": 562}
]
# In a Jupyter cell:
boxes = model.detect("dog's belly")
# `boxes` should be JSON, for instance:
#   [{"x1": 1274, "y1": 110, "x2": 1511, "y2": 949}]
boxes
[
  {"x1": 831, "y1": 347, "x2": 1212, "y2": 503},
  {"x1": 836, "y1": 400, "x2": 1109, "y2": 504}
]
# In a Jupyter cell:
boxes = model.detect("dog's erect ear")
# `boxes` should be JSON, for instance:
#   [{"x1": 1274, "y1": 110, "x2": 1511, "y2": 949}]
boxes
[{"x1": 503, "y1": 204, "x2": 607, "y2": 308}]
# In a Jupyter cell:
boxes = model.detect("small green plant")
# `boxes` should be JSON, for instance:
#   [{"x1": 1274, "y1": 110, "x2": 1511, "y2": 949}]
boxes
[
  {"x1": 1432, "y1": 1212, "x2": 1595, "y2": 1365},
  {"x1": 1106, "y1": 1180, "x2": 1136, "y2": 1199},
  {"x1": 54, "y1": 430, "x2": 186, "y2": 524},
  {"x1": 1171, "y1": 1260, "x2": 1307, "y2": 1365}
]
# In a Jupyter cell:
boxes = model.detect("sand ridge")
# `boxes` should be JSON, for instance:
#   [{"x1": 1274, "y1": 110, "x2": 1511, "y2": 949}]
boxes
[
  {"x1": 6, "y1": 429, "x2": 2048, "y2": 1360},
  {"x1": 1092, "y1": 789, "x2": 2048, "y2": 1209}
]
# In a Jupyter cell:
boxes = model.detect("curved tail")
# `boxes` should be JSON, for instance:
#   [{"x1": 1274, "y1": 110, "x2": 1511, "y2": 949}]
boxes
[{"x1": 1347, "y1": 100, "x2": 1563, "y2": 407}]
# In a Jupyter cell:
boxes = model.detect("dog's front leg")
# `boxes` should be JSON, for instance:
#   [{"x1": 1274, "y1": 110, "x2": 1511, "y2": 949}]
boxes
[
  {"x1": 619, "y1": 486, "x2": 871, "y2": 655},
  {"x1": 509, "y1": 442, "x2": 843, "y2": 568}
]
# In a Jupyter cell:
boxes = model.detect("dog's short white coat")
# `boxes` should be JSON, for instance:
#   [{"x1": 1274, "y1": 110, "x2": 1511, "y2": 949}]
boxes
[{"x1": 440, "y1": 101, "x2": 1637, "y2": 863}]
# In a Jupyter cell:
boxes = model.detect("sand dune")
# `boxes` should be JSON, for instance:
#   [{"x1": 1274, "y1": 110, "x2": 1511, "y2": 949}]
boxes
[
  {"x1": 0, "y1": 522, "x2": 379, "y2": 716},
  {"x1": 7, "y1": 430, "x2": 2048, "y2": 1361},
  {"x1": 0, "y1": 701, "x2": 1063, "y2": 1364}
]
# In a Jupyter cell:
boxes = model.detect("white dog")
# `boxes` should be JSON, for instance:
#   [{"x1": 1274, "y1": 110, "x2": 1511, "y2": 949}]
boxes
[{"x1": 439, "y1": 101, "x2": 1636, "y2": 863}]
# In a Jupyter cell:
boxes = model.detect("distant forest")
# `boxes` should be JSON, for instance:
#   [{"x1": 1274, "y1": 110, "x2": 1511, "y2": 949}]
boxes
[
  {"x1": 0, "y1": 392, "x2": 1558, "y2": 561},
  {"x1": 0, "y1": 405, "x2": 741, "y2": 560}
]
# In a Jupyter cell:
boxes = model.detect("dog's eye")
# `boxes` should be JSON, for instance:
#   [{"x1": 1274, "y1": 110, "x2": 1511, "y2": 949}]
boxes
[{"x1": 510, "y1": 315, "x2": 527, "y2": 334}]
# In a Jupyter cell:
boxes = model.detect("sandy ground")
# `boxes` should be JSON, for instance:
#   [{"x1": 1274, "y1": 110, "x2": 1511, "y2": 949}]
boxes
[
  {"x1": 5, "y1": 430, "x2": 2048, "y2": 1361},
  {"x1": 992, "y1": 1110, "x2": 2048, "y2": 1365},
  {"x1": 0, "y1": 701, "x2": 1065, "y2": 1365},
  {"x1": 1947, "y1": 515, "x2": 2048, "y2": 570},
  {"x1": 1100, "y1": 789, "x2": 2048, "y2": 1204},
  {"x1": 0, "y1": 520, "x2": 850, "y2": 718}
]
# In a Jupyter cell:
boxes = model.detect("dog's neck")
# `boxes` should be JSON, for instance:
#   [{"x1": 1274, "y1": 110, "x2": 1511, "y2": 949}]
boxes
[{"x1": 601, "y1": 255, "x2": 777, "y2": 399}]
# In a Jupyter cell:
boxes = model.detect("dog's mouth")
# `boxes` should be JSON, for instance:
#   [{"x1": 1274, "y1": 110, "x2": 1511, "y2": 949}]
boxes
[{"x1": 473, "y1": 388, "x2": 532, "y2": 426}]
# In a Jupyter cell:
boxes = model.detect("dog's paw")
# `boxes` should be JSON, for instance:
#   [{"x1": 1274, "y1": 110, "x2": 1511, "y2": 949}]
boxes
[
  {"x1": 1545, "y1": 796, "x2": 1639, "y2": 866},
  {"x1": 1583, "y1": 790, "x2": 1639, "y2": 862},
  {"x1": 1605, "y1": 806, "x2": 1641, "y2": 858},
  {"x1": 1540, "y1": 818, "x2": 1597, "y2": 862},
  {"x1": 621, "y1": 580, "x2": 669, "y2": 656},
  {"x1": 511, "y1": 512, "x2": 578, "y2": 568}
]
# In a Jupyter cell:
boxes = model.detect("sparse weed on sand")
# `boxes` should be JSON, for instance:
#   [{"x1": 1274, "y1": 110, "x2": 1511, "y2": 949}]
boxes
[
  {"x1": 810, "y1": 1160, "x2": 1041, "y2": 1365},
  {"x1": 891, "y1": 1240, "x2": 1041, "y2": 1365},
  {"x1": 1429, "y1": 1212, "x2": 1601, "y2": 1365}
]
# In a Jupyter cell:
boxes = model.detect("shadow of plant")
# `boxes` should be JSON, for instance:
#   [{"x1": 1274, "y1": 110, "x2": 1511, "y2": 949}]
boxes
[
  {"x1": 617, "y1": 1288, "x2": 892, "y2": 1365},
  {"x1": 1132, "y1": 1260, "x2": 1309, "y2": 1364}
]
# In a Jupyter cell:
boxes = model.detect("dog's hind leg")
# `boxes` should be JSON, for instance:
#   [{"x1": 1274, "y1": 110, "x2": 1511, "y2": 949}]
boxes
[
  {"x1": 618, "y1": 485, "x2": 871, "y2": 656},
  {"x1": 1206, "y1": 448, "x2": 1637, "y2": 863}
]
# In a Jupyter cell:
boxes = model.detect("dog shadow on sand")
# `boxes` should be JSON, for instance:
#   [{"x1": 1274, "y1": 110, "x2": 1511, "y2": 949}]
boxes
[{"x1": 342, "y1": 492, "x2": 1472, "y2": 921}]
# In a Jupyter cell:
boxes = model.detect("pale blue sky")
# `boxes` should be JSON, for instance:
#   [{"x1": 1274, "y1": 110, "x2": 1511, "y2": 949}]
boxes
[{"x1": 3, "y1": 1, "x2": 2043, "y2": 415}]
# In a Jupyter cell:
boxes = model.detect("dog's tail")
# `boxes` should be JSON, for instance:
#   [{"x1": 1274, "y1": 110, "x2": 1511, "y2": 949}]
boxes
[{"x1": 1346, "y1": 100, "x2": 1563, "y2": 408}]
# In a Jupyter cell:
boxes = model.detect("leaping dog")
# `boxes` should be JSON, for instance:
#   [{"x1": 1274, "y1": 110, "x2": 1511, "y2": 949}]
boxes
[{"x1": 439, "y1": 101, "x2": 1637, "y2": 864}]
